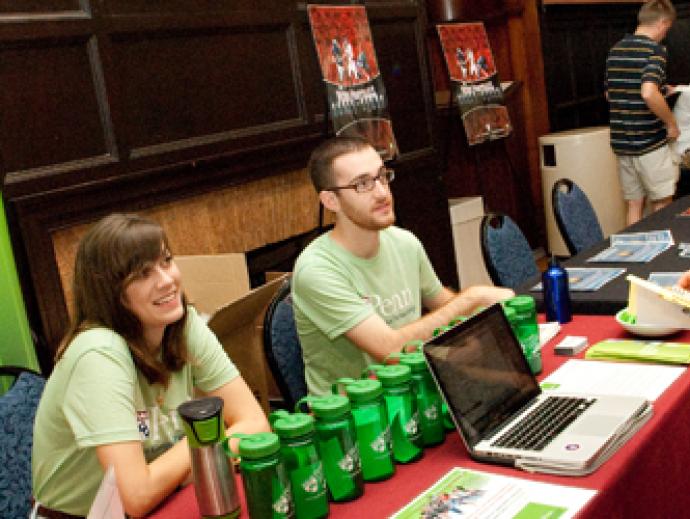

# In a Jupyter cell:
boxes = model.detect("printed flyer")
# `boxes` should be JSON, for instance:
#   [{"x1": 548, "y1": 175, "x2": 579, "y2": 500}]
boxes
[
  {"x1": 391, "y1": 467, "x2": 595, "y2": 519},
  {"x1": 307, "y1": 4, "x2": 398, "y2": 160},
  {"x1": 436, "y1": 23, "x2": 512, "y2": 146}
]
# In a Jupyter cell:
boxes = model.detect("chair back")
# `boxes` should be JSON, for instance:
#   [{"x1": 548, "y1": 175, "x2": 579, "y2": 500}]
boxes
[
  {"x1": 552, "y1": 178, "x2": 604, "y2": 255},
  {"x1": 480, "y1": 212, "x2": 539, "y2": 289},
  {"x1": 0, "y1": 366, "x2": 45, "y2": 519},
  {"x1": 263, "y1": 277, "x2": 307, "y2": 409}
]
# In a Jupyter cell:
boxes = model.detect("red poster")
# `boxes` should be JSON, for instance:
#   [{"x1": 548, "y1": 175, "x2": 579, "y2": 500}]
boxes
[
  {"x1": 308, "y1": 4, "x2": 398, "y2": 160},
  {"x1": 437, "y1": 23, "x2": 512, "y2": 146}
]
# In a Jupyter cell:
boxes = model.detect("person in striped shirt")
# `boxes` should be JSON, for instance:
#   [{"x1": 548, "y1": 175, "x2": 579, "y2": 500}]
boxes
[{"x1": 606, "y1": 0, "x2": 679, "y2": 225}]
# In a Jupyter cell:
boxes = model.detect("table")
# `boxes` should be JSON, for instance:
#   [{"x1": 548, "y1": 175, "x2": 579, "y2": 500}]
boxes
[
  {"x1": 517, "y1": 195, "x2": 690, "y2": 315},
  {"x1": 147, "y1": 316, "x2": 690, "y2": 518}
]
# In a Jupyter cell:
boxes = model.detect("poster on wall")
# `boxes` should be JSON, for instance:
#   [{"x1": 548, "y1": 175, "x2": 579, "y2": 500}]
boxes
[
  {"x1": 307, "y1": 4, "x2": 398, "y2": 160},
  {"x1": 436, "y1": 22, "x2": 512, "y2": 146}
]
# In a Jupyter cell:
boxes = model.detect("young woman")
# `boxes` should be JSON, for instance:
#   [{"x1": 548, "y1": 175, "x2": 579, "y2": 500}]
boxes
[{"x1": 31, "y1": 213, "x2": 269, "y2": 518}]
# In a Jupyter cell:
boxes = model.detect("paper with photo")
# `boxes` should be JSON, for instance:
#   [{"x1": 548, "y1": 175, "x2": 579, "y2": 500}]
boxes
[
  {"x1": 587, "y1": 242, "x2": 671, "y2": 263},
  {"x1": 531, "y1": 267, "x2": 625, "y2": 292},
  {"x1": 610, "y1": 230, "x2": 673, "y2": 245},
  {"x1": 391, "y1": 467, "x2": 595, "y2": 519}
]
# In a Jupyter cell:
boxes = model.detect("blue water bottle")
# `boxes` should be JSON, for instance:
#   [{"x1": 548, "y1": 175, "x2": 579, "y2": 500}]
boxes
[{"x1": 542, "y1": 256, "x2": 572, "y2": 323}]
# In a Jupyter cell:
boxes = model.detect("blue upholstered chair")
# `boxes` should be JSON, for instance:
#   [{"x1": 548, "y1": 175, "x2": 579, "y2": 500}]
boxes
[
  {"x1": 480, "y1": 212, "x2": 539, "y2": 289},
  {"x1": 263, "y1": 277, "x2": 307, "y2": 409},
  {"x1": 0, "y1": 366, "x2": 45, "y2": 519},
  {"x1": 552, "y1": 178, "x2": 604, "y2": 256}
]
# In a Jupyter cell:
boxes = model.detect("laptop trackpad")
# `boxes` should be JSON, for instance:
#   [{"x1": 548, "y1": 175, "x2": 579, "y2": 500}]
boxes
[{"x1": 569, "y1": 415, "x2": 621, "y2": 437}]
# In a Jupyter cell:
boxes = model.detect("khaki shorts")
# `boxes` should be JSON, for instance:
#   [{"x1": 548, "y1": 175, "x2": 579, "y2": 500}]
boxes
[{"x1": 617, "y1": 144, "x2": 679, "y2": 201}]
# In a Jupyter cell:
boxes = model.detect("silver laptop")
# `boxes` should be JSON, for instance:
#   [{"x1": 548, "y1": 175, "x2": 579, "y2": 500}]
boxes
[{"x1": 423, "y1": 304, "x2": 653, "y2": 476}]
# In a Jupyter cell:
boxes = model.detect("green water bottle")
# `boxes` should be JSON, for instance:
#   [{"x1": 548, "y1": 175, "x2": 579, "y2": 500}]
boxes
[
  {"x1": 270, "y1": 412, "x2": 328, "y2": 519},
  {"x1": 296, "y1": 395, "x2": 364, "y2": 502},
  {"x1": 400, "y1": 341, "x2": 454, "y2": 433},
  {"x1": 333, "y1": 378, "x2": 395, "y2": 482},
  {"x1": 398, "y1": 352, "x2": 444, "y2": 446},
  {"x1": 226, "y1": 432, "x2": 294, "y2": 519},
  {"x1": 504, "y1": 295, "x2": 542, "y2": 375},
  {"x1": 366, "y1": 364, "x2": 423, "y2": 463}
]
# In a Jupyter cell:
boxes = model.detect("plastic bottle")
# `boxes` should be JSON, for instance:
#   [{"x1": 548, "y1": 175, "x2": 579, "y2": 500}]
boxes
[
  {"x1": 397, "y1": 352, "x2": 445, "y2": 446},
  {"x1": 366, "y1": 364, "x2": 423, "y2": 463},
  {"x1": 542, "y1": 256, "x2": 573, "y2": 324},
  {"x1": 226, "y1": 432, "x2": 294, "y2": 519},
  {"x1": 333, "y1": 378, "x2": 394, "y2": 481},
  {"x1": 400, "y1": 341, "x2": 453, "y2": 432},
  {"x1": 504, "y1": 295, "x2": 542, "y2": 375},
  {"x1": 270, "y1": 412, "x2": 328, "y2": 519},
  {"x1": 295, "y1": 395, "x2": 364, "y2": 502}
]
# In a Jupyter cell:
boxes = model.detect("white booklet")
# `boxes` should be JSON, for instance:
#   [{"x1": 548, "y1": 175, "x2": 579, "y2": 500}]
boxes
[
  {"x1": 531, "y1": 267, "x2": 625, "y2": 292},
  {"x1": 391, "y1": 467, "x2": 595, "y2": 519},
  {"x1": 587, "y1": 230, "x2": 673, "y2": 264},
  {"x1": 540, "y1": 359, "x2": 685, "y2": 402}
]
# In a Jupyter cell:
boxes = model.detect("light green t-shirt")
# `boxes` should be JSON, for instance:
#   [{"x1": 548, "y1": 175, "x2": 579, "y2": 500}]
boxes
[
  {"x1": 292, "y1": 226, "x2": 442, "y2": 395},
  {"x1": 31, "y1": 306, "x2": 238, "y2": 516}
]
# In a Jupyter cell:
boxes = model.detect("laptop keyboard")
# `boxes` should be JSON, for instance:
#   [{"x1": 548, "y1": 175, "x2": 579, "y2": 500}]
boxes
[{"x1": 491, "y1": 396, "x2": 595, "y2": 451}]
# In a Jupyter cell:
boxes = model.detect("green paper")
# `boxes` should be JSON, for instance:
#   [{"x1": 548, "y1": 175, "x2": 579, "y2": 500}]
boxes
[{"x1": 585, "y1": 339, "x2": 690, "y2": 364}]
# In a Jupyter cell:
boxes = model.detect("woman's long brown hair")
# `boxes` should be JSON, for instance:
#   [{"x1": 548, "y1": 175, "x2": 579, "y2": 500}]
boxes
[{"x1": 56, "y1": 213, "x2": 188, "y2": 386}]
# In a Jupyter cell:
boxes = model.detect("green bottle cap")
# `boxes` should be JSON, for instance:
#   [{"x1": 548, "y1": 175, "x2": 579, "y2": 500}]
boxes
[
  {"x1": 448, "y1": 316, "x2": 467, "y2": 326},
  {"x1": 505, "y1": 295, "x2": 535, "y2": 312},
  {"x1": 432, "y1": 325, "x2": 452, "y2": 337},
  {"x1": 375, "y1": 364, "x2": 411, "y2": 386},
  {"x1": 343, "y1": 379, "x2": 383, "y2": 403},
  {"x1": 272, "y1": 412, "x2": 315, "y2": 438},
  {"x1": 398, "y1": 352, "x2": 427, "y2": 373},
  {"x1": 403, "y1": 340, "x2": 424, "y2": 353},
  {"x1": 307, "y1": 394, "x2": 350, "y2": 419},
  {"x1": 237, "y1": 432, "x2": 281, "y2": 459}
]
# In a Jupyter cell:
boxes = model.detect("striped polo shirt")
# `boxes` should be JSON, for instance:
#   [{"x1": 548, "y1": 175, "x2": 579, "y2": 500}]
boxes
[{"x1": 606, "y1": 34, "x2": 668, "y2": 156}]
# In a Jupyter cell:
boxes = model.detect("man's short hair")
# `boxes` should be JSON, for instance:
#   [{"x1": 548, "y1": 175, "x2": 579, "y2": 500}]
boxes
[
  {"x1": 308, "y1": 136, "x2": 372, "y2": 192},
  {"x1": 638, "y1": 0, "x2": 676, "y2": 25}
]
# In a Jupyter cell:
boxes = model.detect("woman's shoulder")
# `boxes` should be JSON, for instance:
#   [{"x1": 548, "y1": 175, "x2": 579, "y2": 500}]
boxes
[{"x1": 62, "y1": 327, "x2": 131, "y2": 361}]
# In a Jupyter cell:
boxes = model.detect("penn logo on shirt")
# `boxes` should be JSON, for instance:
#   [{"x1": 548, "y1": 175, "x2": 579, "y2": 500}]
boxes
[{"x1": 366, "y1": 288, "x2": 413, "y2": 318}]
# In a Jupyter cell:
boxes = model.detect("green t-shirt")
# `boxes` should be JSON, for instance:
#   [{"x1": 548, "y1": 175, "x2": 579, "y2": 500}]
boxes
[
  {"x1": 31, "y1": 306, "x2": 238, "y2": 516},
  {"x1": 292, "y1": 226, "x2": 442, "y2": 395}
]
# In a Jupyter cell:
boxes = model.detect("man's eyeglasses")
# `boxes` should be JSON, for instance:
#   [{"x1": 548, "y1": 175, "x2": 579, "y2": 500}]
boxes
[{"x1": 326, "y1": 168, "x2": 395, "y2": 194}]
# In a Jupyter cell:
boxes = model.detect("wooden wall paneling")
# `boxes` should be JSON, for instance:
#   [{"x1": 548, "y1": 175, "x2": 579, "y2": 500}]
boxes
[
  {"x1": 52, "y1": 168, "x2": 319, "y2": 319},
  {"x1": 506, "y1": 0, "x2": 549, "y2": 245},
  {"x1": 0, "y1": 0, "x2": 84, "y2": 15},
  {"x1": 2, "y1": 0, "x2": 457, "y2": 365},
  {"x1": 539, "y1": 3, "x2": 636, "y2": 131}
]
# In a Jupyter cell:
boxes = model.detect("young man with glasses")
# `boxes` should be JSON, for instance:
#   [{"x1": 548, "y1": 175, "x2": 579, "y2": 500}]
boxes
[{"x1": 292, "y1": 136, "x2": 514, "y2": 395}]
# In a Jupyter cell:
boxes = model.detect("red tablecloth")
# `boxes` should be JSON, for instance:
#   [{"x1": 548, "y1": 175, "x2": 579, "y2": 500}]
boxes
[{"x1": 147, "y1": 315, "x2": 690, "y2": 518}]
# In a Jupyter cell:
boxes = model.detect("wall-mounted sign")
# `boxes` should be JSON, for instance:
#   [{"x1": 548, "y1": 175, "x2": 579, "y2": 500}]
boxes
[
  {"x1": 437, "y1": 22, "x2": 512, "y2": 146},
  {"x1": 308, "y1": 4, "x2": 398, "y2": 160}
]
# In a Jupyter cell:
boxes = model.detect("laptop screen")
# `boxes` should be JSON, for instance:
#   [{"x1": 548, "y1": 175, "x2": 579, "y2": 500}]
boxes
[{"x1": 424, "y1": 304, "x2": 540, "y2": 449}]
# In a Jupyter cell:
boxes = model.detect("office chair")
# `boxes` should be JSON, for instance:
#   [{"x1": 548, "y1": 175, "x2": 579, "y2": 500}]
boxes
[
  {"x1": 263, "y1": 277, "x2": 307, "y2": 409},
  {"x1": 552, "y1": 178, "x2": 604, "y2": 256},
  {"x1": 480, "y1": 212, "x2": 539, "y2": 289},
  {"x1": 0, "y1": 366, "x2": 45, "y2": 519}
]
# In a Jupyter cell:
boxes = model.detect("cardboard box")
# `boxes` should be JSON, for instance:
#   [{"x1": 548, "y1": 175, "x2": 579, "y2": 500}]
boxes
[
  {"x1": 448, "y1": 197, "x2": 493, "y2": 288},
  {"x1": 175, "y1": 254, "x2": 288, "y2": 414}
]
